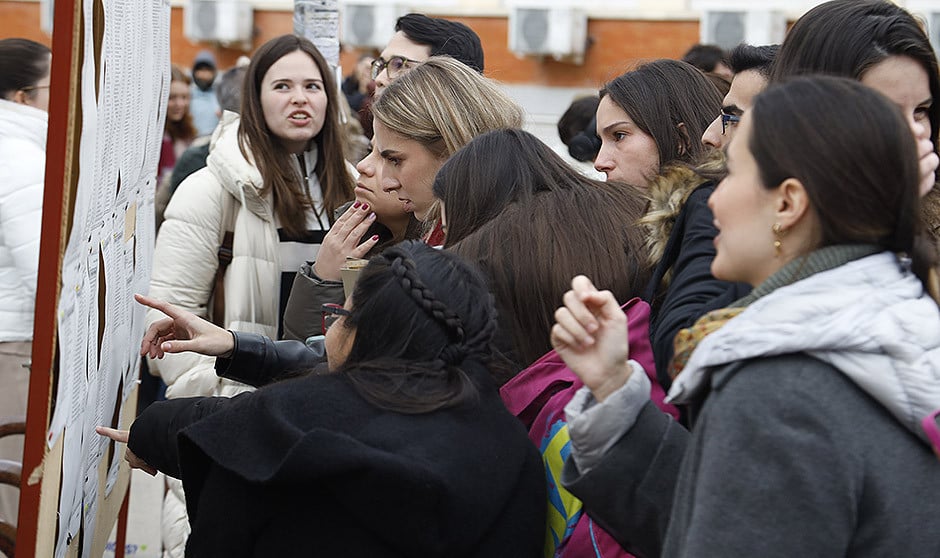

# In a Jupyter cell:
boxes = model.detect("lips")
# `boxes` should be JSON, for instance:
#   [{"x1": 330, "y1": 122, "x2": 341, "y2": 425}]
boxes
[{"x1": 288, "y1": 110, "x2": 312, "y2": 122}]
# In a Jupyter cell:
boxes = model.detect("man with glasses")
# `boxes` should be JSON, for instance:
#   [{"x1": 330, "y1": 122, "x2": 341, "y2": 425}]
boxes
[
  {"x1": 371, "y1": 13, "x2": 485, "y2": 96},
  {"x1": 701, "y1": 44, "x2": 779, "y2": 149}
]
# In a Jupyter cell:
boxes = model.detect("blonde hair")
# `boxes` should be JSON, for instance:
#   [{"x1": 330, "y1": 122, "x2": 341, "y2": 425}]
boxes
[{"x1": 371, "y1": 56, "x2": 524, "y2": 227}]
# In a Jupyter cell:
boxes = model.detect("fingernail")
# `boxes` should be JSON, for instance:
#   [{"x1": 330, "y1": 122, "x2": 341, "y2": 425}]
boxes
[
  {"x1": 361, "y1": 203, "x2": 369, "y2": 211},
  {"x1": 353, "y1": 201, "x2": 361, "y2": 209},
  {"x1": 371, "y1": 235, "x2": 379, "y2": 241},
  {"x1": 368, "y1": 212, "x2": 376, "y2": 220}
]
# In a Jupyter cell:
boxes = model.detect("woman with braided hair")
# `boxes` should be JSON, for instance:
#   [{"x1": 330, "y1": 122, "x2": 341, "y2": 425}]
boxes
[{"x1": 98, "y1": 241, "x2": 546, "y2": 557}]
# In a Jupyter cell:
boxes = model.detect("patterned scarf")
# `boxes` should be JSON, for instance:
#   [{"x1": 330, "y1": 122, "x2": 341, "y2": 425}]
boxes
[{"x1": 671, "y1": 308, "x2": 744, "y2": 379}]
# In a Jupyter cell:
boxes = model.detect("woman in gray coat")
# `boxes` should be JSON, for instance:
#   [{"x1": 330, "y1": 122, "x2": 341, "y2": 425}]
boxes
[{"x1": 551, "y1": 77, "x2": 940, "y2": 557}]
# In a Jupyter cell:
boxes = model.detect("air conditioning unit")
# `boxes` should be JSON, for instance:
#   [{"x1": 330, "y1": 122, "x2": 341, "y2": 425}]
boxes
[
  {"x1": 185, "y1": 0, "x2": 254, "y2": 44},
  {"x1": 509, "y1": 7, "x2": 587, "y2": 63},
  {"x1": 701, "y1": 10, "x2": 786, "y2": 50},
  {"x1": 340, "y1": 2, "x2": 401, "y2": 49}
]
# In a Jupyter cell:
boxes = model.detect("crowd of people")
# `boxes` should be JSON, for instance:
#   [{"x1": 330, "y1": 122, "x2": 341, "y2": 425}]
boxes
[{"x1": 2, "y1": 0, "x2": 940, "y2": 556}]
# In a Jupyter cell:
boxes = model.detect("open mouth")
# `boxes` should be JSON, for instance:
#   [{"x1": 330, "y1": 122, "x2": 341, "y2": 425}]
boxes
[{"x1": 288, "y1": 111, "x2": 311, "y2": 122}]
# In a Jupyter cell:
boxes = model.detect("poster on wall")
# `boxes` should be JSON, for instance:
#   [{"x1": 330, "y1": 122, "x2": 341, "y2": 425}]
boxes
[{"x1": 45, "y1": 0, "x2": 169, "y2": 555}]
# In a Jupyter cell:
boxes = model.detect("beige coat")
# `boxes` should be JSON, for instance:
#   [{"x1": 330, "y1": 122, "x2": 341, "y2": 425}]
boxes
[{"x1": 148, "y1": 111, "x2": 280, "y2": 400}]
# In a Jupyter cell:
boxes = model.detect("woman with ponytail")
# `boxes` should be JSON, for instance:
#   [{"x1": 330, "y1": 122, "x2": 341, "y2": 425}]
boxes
[
  {"x1": 99, "y1": 241, "x2": 545, "y2": 557},
  {"x1": 551, "y1": 77, "x2": 940, "y2": 557}
]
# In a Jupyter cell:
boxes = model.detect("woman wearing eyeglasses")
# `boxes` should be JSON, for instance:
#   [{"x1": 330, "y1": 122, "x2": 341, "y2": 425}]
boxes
[
  {"x1": 0, "y1": 37, "x2": 51, "y2": 525},
  {"x1": 100, "y1": 242, "x2": 546, "y2": 557}
]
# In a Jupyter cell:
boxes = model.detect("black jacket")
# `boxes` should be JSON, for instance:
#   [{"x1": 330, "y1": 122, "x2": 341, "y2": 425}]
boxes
[
  {"x1": 214, "y1": 331, "x2": 325, "y2": 387},
  {"x1": 130, "y1": 365, "x2": 546, "y2": 557},
  {"x1": 644, "y1": 184, "x2": 750, "y2": 389}
]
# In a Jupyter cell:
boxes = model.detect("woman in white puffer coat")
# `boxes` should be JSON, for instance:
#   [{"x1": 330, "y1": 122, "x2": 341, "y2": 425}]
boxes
[
  {"x1": 147, "y1": 35, "x2": 354, "y2": 557},
  {"x1": 0, "y1": 38, "x2": 51, "y2": 526}
]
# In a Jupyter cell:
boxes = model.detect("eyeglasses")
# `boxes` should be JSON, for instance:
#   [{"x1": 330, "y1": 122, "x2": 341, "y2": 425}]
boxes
[
  {"x1": 370, "y1": 56, "x2": 421, "y2": 81},
  {"x1": 721, "y1": 113, "x2": 741, "y2": 135},
  {"x1": 923, "y1": 408, "x2": 940, "y2": 460},
  {"x1": 321, "y1": 303, "x2": 351, "y2": 333},
  {"x1": 21, "y1": 84, "x2": 50, "y2": 92}
]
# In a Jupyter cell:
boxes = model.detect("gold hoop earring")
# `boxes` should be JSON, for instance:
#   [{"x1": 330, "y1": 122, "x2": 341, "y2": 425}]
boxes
[{"x1": 772, "y1": 223, "x2": 784, "y2": 257}]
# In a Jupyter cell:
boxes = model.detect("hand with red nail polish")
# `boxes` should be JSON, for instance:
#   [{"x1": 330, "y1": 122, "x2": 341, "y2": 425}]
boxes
[{"x1": 312, "y1": 203, "x2": 383, "y2": 281}]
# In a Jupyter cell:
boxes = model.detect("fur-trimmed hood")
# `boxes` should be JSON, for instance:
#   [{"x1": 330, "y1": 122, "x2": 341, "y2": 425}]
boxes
[
  {"x1": 922, "y1": 184, "x2": 940, "y2": 247},
  {"x1": 639, "y1": 163, "x2": 712, "y2": 270}
]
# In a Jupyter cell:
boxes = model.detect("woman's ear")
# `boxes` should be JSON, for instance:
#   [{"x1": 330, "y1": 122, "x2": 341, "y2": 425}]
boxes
[
  {"x1": 11, "y1": 89, "x2": 29, "y2": 105},
  {"x1": 676, "y1": 122, "x2": 690, "y2": 157},
  {"x1": 775, "y1": 177, "x2": 812, "y2": 230}
]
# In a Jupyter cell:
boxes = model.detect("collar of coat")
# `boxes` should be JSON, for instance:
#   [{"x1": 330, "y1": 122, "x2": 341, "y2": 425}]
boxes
[
  {"x1": 667, "y1": 250, "x2": 940, "y2": 447},
  {"x1": 0, "y1": 98, "x2": 47, "y2": 149},
  {"x1": 638, "y1": 163, "x2": 709, "y2": 271},
  {"x1": 205, "y1": 111, "x2": 321, "y2": 222}
]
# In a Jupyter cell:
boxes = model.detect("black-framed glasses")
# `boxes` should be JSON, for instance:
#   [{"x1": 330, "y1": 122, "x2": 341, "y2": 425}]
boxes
[
  {"x1": 721, "y1": 113, "x2": 741, "y2": 135},
  {"x1": 321, "y1": 303, "x2": 351, "y2": 333},
  {"x1": 370, "y1": 56, "x2": 421, "y2": 80}
]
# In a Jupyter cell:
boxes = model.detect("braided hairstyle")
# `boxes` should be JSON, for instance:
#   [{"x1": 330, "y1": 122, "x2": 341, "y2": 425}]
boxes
[{"x1": 338, "y1": 241, "x2": 499, "y2": 413}]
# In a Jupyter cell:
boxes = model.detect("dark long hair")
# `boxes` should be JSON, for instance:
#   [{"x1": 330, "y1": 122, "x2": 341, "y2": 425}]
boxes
[
  {"x1": 601, "y1": 59, "x2": 721, "y2": 169},
  {"x1": 239, "y1": 34, "x2": 354, "y2": 236},
  {"x1": 165, "y1": 64, "x2": 196, "y2": 143},
  {"x1": 770, "y1": 0, "x2": 940, "y2": 157},
  {"x1": 751, "y1": 76, "x2": 933, "y2": 290},
  {"x1": 443, "y1": 151, "x2": 651, "y2": 368},
  {"x1": 0, "y1": 38, "x2": 51, "y2": 100},
  {"x1": 339, "y1": 241, "x2": 499, "y2": 413}
]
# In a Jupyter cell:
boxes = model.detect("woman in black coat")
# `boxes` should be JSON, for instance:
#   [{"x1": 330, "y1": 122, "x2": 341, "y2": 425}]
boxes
[{"x1": 100, "y1": 242, "x2": 545, "y2": 557}]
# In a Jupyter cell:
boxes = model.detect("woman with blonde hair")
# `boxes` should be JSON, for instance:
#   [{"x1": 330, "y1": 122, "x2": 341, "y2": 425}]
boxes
[
  {"x1": 281, "y1": 55, "x2": 524, "y2": 340},
  {"x1": 370, "y1": 55, "x2": 523, "y2": 245}
]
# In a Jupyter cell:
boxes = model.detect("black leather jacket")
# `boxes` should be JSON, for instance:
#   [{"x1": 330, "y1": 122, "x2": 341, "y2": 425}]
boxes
[{"x1": 214, "y1": 332, "x2": 327, "y2": 387}]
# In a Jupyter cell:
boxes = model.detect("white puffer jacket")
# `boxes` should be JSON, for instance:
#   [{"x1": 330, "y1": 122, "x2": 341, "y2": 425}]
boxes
[
  {"x1": 147, "y1": 112, "x2": 280, "y2": 558},
  {"x1": 0, "y1": 99, "x2": 45, "y2": 342}
]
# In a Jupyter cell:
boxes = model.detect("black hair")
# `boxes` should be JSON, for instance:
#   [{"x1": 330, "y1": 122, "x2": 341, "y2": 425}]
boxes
[
  {"x1": 0, "y1": 38, "x2": 51, "y2": 100},
  {"x1": 602, "y1": 59, "x2": 721, "y2": 170},
  {"x1": 435, "y1": 129, "x2": 650, "y2": 367},
  {"x1": 751, "y1": 76, "x2": 933, "y2": 288},
  {"x1": 729, "y1": 43, "x2": 780, "y2": 77},
  {"x1": 395, "y1": 13, "x2": 485, "y2": 73},
  {"x1": 682, "y1": 44, "x2": 729, "y2": 73},
  {"x1": 770, "y1": 0, "x2": 940, "y2": 157},
  {"x1": 558, "y1": 96, "x2": 601, "y2": 162},
  {"x1": 339, "y1": 241, "x2": 499, "y2": 413},
  {"x1": 567, "y1": 116, "x2": 602, "y2": 162},
  {"x1": 215, "y1": 66, "x2": 246, "y2": 114}
]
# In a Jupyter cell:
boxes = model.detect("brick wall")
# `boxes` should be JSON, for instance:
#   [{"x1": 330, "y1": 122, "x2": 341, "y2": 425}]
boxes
[{"x1": 0, "y1": 2, "x2": 700, "y2": 88}]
